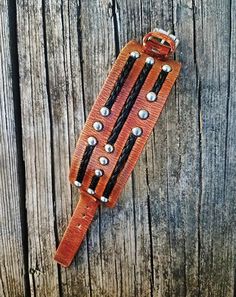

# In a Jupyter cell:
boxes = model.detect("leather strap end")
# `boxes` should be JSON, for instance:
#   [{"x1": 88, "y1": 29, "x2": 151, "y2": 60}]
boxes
[{"x1": 54, "y1": 192, "x2": 99, "y2": 267}]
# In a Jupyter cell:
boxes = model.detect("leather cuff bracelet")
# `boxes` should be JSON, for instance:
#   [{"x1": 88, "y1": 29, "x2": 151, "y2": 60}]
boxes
[{"x1": 54, "y1": 29, "x2": 181, "y2": 267}]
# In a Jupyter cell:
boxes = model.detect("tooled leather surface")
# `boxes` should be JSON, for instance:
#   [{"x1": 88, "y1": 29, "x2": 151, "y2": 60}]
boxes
[
  {"x1": 69, "y1": 40, "x2": 181, "y2": 208},
  {"x1": 54, "y1": 191, "x2": 99, "y2": 267}
]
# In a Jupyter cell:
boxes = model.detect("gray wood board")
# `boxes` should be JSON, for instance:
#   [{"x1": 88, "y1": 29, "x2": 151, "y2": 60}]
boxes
[
  {"x1": 0, "y1": 0, "x2": 26, "y2": 296},
  {"x1": 0, "y1": 0, "x2": 235, "y2": 296}
]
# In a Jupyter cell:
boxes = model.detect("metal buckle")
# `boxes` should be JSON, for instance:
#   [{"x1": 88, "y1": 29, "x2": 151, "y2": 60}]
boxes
[{"x1": 143, "y1": 29, "x2": 180, "y2": 60}]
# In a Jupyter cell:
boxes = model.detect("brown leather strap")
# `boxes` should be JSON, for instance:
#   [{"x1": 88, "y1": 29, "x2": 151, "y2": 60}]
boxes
[
  {"x1": 55, "y1": 30, "x2": 181, "y2": 267},
  {"x1": 54, "y1": 192, "x2": 99, "y2": 267}
]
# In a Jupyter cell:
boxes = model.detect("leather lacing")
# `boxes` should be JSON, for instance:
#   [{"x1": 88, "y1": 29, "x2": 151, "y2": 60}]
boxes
[
  {"x1": 103, "y1": 133, "x2": 137, "y2": 198},
  {"x1": 107, "y1": 62, "x2": 153, "y2": 145},
  {"x1": 105, "y1": 55, "x2": 137, "y2": 109},
  {"x1": 151, "y1": 69, "x2": 168, "y2": 94},
  {"x1": 75, "y1": 145, "x2": 95, "y2": 185},
  {"x1": 89, "y1": 174, "x2": 100, "y2": 191}
]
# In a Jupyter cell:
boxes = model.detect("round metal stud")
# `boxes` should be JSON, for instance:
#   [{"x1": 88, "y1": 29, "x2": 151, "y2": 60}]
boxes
[
  {"x1": 162, "y1": 64, "x2": 172, "y2": 72},
  {"x1": 93, "y1": 121, "x2": 103, "y2": 131},
  {"x1": 101, "y1": 196, "x2": 109, "y2": 203},
  {"x1": 95, "y1": 169, "x2": 104, "y2": 177},
  {"x1": 100, "y1": 106, "x2": 110, "y2": 117},
  {"x1": 87, "y1": 136, "x2": 97, "y2": 146},
  {"x1": 146, "y1": 91, "x2": 157, "y2": 102},
  {"x1": 138, "y1": 109, "x2": 149, "y2": 120},
  {"x1": 99, "y1": 156, "x2": 109, "y2": 165},
  {"x1": 87, "y1": 188, "x2": 95, "y2": 195},
  {"x1": 132, "y1": 127, "x2": 143, "y2": 137},
  {"x1": 105, "y1": 144, "x2": 114, "y2": 153},
  {"x1": 146, "y1": 56, "x2": 155, "y2": 65},
  {"x1": 74, "y1": 180, "x2": 81, "y2": 187},
  {"x1": 130, "y1": 51, "x2": 140, "y2": 59}
]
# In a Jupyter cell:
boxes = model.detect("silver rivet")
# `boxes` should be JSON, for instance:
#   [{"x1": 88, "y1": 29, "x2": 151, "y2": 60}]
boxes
[
  {"x1": 105, "y1": 144, "x2": 114, "y2": 153},
  {"x1": 146, "y1": 91, "x2": 157, "y2": 102},
  {"x1": 87, "y1": 136, "x2": 97, "y2": 146},
  {"x1": 132, "y1": 127, "x2": 143, "y2": 137},
  {"x1": 100, "y1": 106, "x2": 110, "y2": 117},
  {"x1": 146, "y1": 57, "x2": 155, "y2": 65},
  {"x1": 138, "y1": 109, "x2": 149, "y2": 120},
  {"x1": 101, "y1": 196, "x2": 108, "y2": 203},
  {"x1": 162, "y1": 64, "x2": 172, "y2": 72},
  {"x1": 87, "y1": 188, "x2": 95, "y2": 195},
  {"x1": 99, "y1": 156, "x2": 109, "y2": 165},
  {"x1": 95, "y1": 169, "x2": 103, "y2": 177},
  {"x1": 130, "y1": 51, "x2": 140, "y2": 59},
  {"x1": 93, "y1": 121, "x2": 103, "y2": 131},
  {"x1": 74, "y1": 180, "x2": 81, "y2": 187}
]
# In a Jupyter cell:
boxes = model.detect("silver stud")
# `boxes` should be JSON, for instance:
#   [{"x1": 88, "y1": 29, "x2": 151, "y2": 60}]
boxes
[
  {"x1": 93, "y1": 121, "x2": 103, "y2": 131},
  {"x1": 100, "y1": 106, "x2": 110, "y2": 117},
  {"x1": 87, "y1": 136, "x2": 97, "y2": 146},
  {"x1": 99, "y1": 156, "x2": 109, "y2": 165},
  {"x1": 101, "y1": 196, "x2": 109, "y2": 203},
  {"x1": 146, "y1": 57, "x2": 155, "y2": 65},
  {"x1": 74, "y1": 180, "x2": 81, "y2": 187},
  {"x1": 138, "y1": 109, "x2": 149, "y2": 120},
  {"x1": 104, "y1": 144, "x2": 114, "y2": 153},
  {"x1": 95, "y1": 169, "x2": 103, "y2": 177},
  {"x1": 146, "y1": 91, "x2": 157, "y2": 102},
  {"x1": 132, "y1": 127, "x2": 143, "y2": 137},
  {"x1": 130, "y1": 51, "x2": 140, "y2": 59},
  {"x1": 87, "y1": 188, "x2": 95, "y2": 195},
  {"x1": 162, "y1": 64, "x2": 172, "y2": 72}
]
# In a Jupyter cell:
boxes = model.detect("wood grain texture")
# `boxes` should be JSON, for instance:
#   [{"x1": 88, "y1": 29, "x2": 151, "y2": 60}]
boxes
[
  {"x1": 0, "y1": 1, "x2": 26, "y2": 296},
  {"x1": 0, "y1": 0, "x2": 235, "y2": 296}
]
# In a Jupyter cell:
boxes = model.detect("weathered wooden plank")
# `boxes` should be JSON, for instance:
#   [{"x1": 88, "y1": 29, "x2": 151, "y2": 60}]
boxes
[
  {"x1": 42, "y1": 0, "x2": 91, "y2": 296},
  {"x1": 11, "y1": 0, "x2": 236, "y2": 296},
  {"x1": 17, "y1": 0, "x2": 60, "y2": 295},
  {"x1": 193, "y1": 0, "x2": 236, "y2": 295},
  {"x1": 0, "y1": 1, "x2": 25, "y2": 296},
  {"x1": 153, "y1": 0, "x2": 201, "y2": 295}
]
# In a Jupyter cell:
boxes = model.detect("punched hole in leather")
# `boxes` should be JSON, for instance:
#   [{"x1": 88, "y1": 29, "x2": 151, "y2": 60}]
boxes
[{"x1": 54, "y1": 29, "x2": 181, "y2": 267}]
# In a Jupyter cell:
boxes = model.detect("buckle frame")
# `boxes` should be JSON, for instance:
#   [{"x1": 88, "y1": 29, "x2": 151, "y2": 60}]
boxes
[{"x1": 143, "y1": 29, "x2": 180, "y2": 60}]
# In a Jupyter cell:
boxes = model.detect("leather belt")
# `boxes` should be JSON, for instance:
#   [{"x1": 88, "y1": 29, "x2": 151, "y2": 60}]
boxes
[{"x1": 54, "y1": 28, "x2": 181, "y2": 267}]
